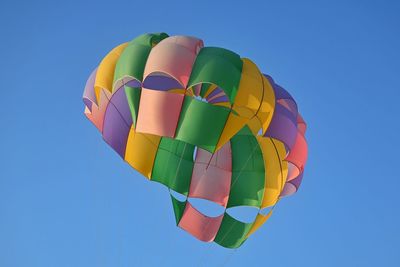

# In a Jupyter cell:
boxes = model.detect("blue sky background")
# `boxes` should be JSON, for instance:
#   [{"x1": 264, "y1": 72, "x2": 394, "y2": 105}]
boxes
[{"x1": 1, "y1": 0, "x2": 399, "y2": 266}]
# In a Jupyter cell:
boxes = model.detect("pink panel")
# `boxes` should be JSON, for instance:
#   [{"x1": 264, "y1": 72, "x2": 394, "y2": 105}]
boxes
[
  {"x1": 286, "y1": 162, "x2": 300, "y2": 182},
  {"x1": 143, "y1": 36, "x2": 204, "y2": 87},
  {"x1": 85, "y1": 89, "x2": 111, "y2": 132},
  {"x1": 135, "y1": 88, "x2": 184, "y2": 137},
  {"x1": 193, "y1": 84, "x2": 202, "y2": 96},
  {"x1": 286, "y1": 131, "x2": 308, "y2": 173},
  {"x1": 297, "y1": 113, "x2": 307, "y2": 135},
  {"x1": 178, "y1": 202, "x2": 224, "y2": 242},
  {"x1": 174, "y1": 36, "x2": 204, "y2": 53},
  {"x1": 189, "y1": 143, "x2": 232, "y2": 207},
  {"x1": 280, "y1": 183, "x2": 297, "y2": 197}
]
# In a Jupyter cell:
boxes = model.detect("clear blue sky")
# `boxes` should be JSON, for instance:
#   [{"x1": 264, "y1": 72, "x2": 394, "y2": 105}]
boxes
[{"x1": 1, "y1": 0, "x2": 399, "y2": 266}]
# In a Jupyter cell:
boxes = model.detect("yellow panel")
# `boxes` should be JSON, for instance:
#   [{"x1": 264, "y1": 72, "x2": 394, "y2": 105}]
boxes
[
  {"x1": 124, "y1": 127, "x2": 161, "y2": 179},
  {"x1": 214, "y1": 102, "x2": 231, "y2": 108},
  {"x1": 247, "y1": 116, "x2": 263, "y2": 135},
  {"x1": 168, "y1": 88, "x2": 186, "y2": 94},
  {"x1": 213, "y1": 59, "x2": 266, "y2": 151},
  {"x1": 240, "y1": 68, "x2": 275, "y2": 135},
  {"x1": 245, "y1": 210, "x2": 273, "y2": 238},
  {"x1": 257, "y1": 137, "x2": 288, "y2": 208},
  {"x1": 281, "y1": 160, "x2": 288, "y2": 192},
  {"x1": 257, "y1": 76, "x2": 276, "y2": 134},
  {"x1": 215, "y1": 112, "x2": 248, "y2": 151},
  {"x1": 276, "y1": 138, "x2": 289, "y2": 192},
  {"x1": 232, "y1": 58, "x2": 264, "y2": 118},
  {"x1": 94, "y1": 43, "x2": 128, "y2": 101}
]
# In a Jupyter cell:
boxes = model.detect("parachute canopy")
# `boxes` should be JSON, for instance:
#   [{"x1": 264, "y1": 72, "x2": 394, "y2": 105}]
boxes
[{"x1": 83, "y1": 33, "x2": 308, "y2": 248}]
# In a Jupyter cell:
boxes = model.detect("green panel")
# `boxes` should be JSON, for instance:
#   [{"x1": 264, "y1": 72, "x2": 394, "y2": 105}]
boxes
[
  {"x1": 227, "y1": 126, "x2": 265, "y2": 207},
  {"x1": 113, "y1": 44, "x2": 150, "y2": 82},
  {"x1": 124, "y1": 86, "x2": 141, "y2": 126},
  {"x1": 171, "y1": 194, "x2": 187, "y2": 225},
  {"x1": 113, "y1": 33, "x2": 169, "y2": 83},
  {"x1": 151, "y1": 138, "x2": 195, "y2": 195},
  {"x1": 234, "y1": 124, "x2": 253, "y2": 136},
  {"x1": 214, "y1": 213, "x2": 253, "y2": 248},
  {"x1": 187, "y1": 47, "x2": 243, "y2": 103},
  {"x1": 133, "y1": 32, "x2": 169, "y2": 47},
  {"x1": 175, "y1": 96, "x2": 230, "y2": 152}
]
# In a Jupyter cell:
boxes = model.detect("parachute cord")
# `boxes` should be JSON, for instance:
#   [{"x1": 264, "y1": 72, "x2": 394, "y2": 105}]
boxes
[
  {"x1": 151, "y1": 124, "x2": 264, "y2": 263},
  {"x1": 219, "y1": 248, "x2": 237, "y2": 267},
  {"x1": 229, "y1": 143, "x2": 260, "y2": 189},
  {"x1": 157, "y1": 143, "x2": 188, "y2": 266},
  {"x1": 192, "y1": 133, "x2": 281, "y2": 266},
  {"x1": 206, "y1": 105, "x2": 233, "y2": 170},
  {"x1": 158, "y1": 201, "x2": 179, "y2": 266},
  {"x1": 195, "y1": 143, "x2": 260, "y2": 267},
  {"x1": 196, "y1": 216, "x2": 214, "y2": 267},
  {"x1": 172, "y1": 142, "x2": 188, "y2": 189}
]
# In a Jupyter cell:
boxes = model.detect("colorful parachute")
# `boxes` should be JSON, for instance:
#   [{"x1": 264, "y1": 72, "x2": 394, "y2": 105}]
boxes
[{"x1": 83, "y1": 33, "x2": 308, "y2": 248}]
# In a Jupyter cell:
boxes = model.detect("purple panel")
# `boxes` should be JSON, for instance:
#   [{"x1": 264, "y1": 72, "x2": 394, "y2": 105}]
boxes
[
  {"x1": 280, "y1": 183, "x2": 296, "y2": 197},
  {"x1": 125, "y1": 79, "x2": 141, "y2": 88},
  {"x1": 264, "y1": 74, "x2": 291, "y2": 100},
  {"x1": 114, "y1": 79, "x2": 141, "y2": 92},
  {"x1": 143, "y1": 75, "x2": 183, "y2": 90},
  {"x1": 209, "y1": 95, "x2": 229, "y2": 104},
  {"x1": 83, "y1": 98, "x2": 93, "y2": 110},
  {"x1": 110, "y1": 87, "x2": 133, "y2": 126},
  {"x1": 280, "y1": 172, "x2": 304, "y2": 197},
  {"x1": 83, "y1": 68, "x2": 97, "y2": 110},
  {"x1": 206, "y1": 87, "x2": 223, "y2": 99},
  {"x1": 274, "y1": 83, "x2": 293, "y2": 102},
  {"x1": 264, "y1": 74, "x2": 274, "y2": 84},
  {"x1": 291, "y1": 171, "x2": 304, "y2": 189},
  {"x1": 264, "y1": 74, "x2": 298, "y2": 117},
  {"x1": 102, "y1": 104, "x2": 130, "y2": 158},
  {"x1": 264, "y1": 103, "x2": 297, "y2": 150},
  {"x1": 102, "y1": 88, "x2": 132, "y2": 158},
  {"x1": 279, "y1": 98, "x2": 298, "y2": 117}
]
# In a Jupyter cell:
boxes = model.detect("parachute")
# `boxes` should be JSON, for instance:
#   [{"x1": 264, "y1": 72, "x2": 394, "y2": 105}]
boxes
[{"x1": 83, "y1": 33, "x2": 308, "y2": 248}]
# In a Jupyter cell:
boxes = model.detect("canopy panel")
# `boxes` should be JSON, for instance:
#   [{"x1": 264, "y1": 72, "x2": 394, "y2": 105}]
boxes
[
  {"x1": 227, "y1": 126, "x2": 265, "y2": 208},
  {"x1": 151, "y1": 138, "x2": 195, "y2": 195}
]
